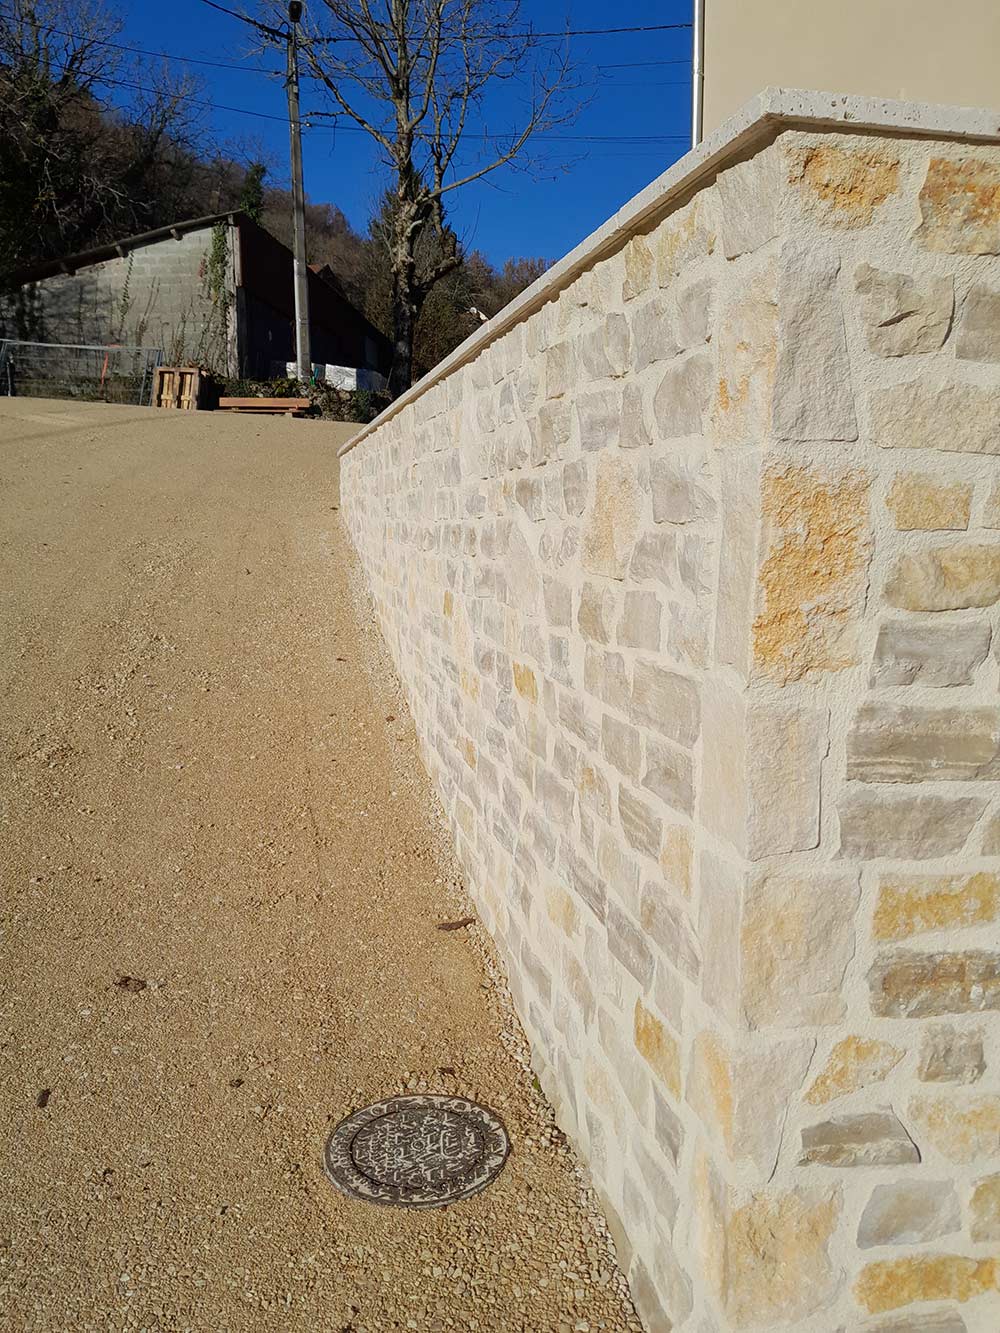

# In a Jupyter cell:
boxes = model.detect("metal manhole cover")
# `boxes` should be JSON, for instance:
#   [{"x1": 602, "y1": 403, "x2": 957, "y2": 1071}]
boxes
[{"x1": 324, "y1": 1094, "x2": 510, "y2": 1209}]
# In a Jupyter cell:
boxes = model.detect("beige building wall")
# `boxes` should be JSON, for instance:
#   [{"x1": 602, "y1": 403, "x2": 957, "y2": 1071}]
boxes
[{"x1": 704, "y1": 0, "x2": 1000, "y2": 134}]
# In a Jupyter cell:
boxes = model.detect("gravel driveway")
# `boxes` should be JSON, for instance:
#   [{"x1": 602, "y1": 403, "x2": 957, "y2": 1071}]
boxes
[{"x1": 0, "y1": 399, "x2": 638, "y2": 1333}]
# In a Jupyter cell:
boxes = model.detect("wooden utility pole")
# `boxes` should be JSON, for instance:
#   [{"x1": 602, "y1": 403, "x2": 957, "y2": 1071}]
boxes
[{"x1": 286, "y1": 1, "x2": 311, "y2": 381}]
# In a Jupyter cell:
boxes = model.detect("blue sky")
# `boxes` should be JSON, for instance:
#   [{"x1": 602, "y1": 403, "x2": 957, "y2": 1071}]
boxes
[{"x1": 119, "y1": 0, "x2": 693, "y2": 266}]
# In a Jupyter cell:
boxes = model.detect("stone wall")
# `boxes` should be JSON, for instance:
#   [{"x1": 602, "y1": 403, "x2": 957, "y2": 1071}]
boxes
[{"x1": 340, "y1": 93, "x2": 1000, "y2": 1331}]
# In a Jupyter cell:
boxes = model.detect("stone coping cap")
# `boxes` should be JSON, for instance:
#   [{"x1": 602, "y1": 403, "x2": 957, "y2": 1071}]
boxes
[{"x1": 337, "y1": 86, "x2": 1000, "y2": 459}]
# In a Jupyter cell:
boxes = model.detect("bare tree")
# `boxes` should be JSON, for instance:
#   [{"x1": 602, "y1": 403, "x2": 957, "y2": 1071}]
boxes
[{"x1": 292, "y1": 0, "x2": 576, "y2": 397}]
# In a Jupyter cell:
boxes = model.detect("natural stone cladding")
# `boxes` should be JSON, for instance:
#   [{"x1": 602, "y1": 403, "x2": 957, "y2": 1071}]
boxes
[{"x1": 341, "y1": 92, "x2": 1000, "y2": 1331}]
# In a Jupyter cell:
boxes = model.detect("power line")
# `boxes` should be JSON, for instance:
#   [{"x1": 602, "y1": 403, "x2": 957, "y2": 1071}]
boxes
[
  {"x1": 29, "y1": 24, "x2": 690, "y2": 83},
  {"x1": 310, "y1": 20, "x2": 692, "y2": 44},
  {"x1": 40, "y1": 56, "x2": 690, "y2": 143}
]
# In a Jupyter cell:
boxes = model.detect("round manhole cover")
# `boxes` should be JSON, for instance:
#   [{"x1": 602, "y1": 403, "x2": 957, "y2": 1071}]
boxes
[{"x1": 324, "y1": 1094, "x2": 510, "y2": 1209}]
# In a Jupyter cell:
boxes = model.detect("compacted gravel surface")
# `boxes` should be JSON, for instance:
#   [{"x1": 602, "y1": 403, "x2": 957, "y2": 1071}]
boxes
[{"x1": 0, "y1": 399, "x2": 639, "y2": 1333}]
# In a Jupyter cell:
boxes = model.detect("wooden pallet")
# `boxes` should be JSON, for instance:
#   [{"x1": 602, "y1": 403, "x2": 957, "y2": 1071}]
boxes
[
  {"x1": 217, "y1": 396, "x2": 311, "y2": 417},
  {"x1": 154, "y1": 366, "x2": 202, "y2": 410}
]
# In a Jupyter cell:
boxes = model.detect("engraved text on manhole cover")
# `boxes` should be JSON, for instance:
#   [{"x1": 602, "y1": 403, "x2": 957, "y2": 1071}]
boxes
[{"x1": 324, "y1": 1094, "x2": 510, "y2": 1208}]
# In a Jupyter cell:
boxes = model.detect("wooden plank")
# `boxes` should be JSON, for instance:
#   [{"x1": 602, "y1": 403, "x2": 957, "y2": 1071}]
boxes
[{"x1": 218, "y1": 397, "x2": 311, "y2": 410}]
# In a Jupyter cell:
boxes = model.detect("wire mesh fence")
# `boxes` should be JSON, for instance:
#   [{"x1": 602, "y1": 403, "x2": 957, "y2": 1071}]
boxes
[{"x1": 0, "y1": 340, "x2": 163, "y2": 407}]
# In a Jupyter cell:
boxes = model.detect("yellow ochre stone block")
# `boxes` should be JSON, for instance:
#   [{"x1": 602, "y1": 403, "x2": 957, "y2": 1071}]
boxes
[
  {"x1": 855, "y1": 1254, "x2": 999, "y2": 1314},
  {"x1": 874, "y1": 872, "x2": 1000, "y2": 942},
  {"x1": 512, "y1": 662, "x2": 538, "y2": 703},
  {"x1": 805, "y1": 1035, "x2": 905, "y2": 1106},
  {"x1": 753, "y1": 465, "x2": 870, "y2": 682},
  {"x1": 787, "y1": 143, "x2": 900, "y2": 225},
  {"x1": 887, "y1": 473, "x2": 972, "y2": 531},
  {"x1": 634, "y1": 998, "x2": 681, "y2": 1098}
]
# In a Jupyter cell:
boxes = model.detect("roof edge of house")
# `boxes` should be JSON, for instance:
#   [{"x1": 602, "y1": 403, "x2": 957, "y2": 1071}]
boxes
[{"x1": 7, "y1": 212, "x2": 246, "y2": 287}]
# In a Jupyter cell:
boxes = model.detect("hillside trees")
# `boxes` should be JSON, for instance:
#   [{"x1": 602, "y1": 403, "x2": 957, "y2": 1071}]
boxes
[{"x1": 0, "y1": 0, "x2": 203, "y2": 285}]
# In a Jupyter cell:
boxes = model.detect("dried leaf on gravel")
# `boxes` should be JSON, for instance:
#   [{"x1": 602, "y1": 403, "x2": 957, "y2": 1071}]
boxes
[
  {"x1": 436, "y1": 917, "x2": 475, "y2": 932},
  {"x1": 36, "y1": 1089, "x2": 51, "y2": 1109},
  {"x1": 114, "y1": 976, "x2": 147, "y2": 993}
]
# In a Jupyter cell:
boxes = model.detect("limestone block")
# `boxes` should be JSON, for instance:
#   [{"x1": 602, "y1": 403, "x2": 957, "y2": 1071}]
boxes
[
  {"x1": 629, "y1": 530, "x2": 677, "y2": 585},
  {"x1": 580, "y1": 312, "x2": 630, "y2": 379},
  {"x1": 632, "y1": 296, "x2": 680, "y2": 372},
  {"x1": 712, "y1": 277, "x2": 777, "y2": 445},
  {"x1": 652, "y1": 352, "x2": 713, "y2": 440},
  {"x1": 873, "y1": 381, "x2": 1000, "y2": 455},
  {"x1": 623, "y1": 234, "x2": 654, "y2": 301},
  {"x1": 566, "y1": 846, "x2": 607, "y2": 923},
  {"x1": 869, "y1": 950, "x2": 1000, "y2": 1018},
  {"x1": 714, "y1": 153, "x2": 779, "y2": 258},
  {"x1": 564, "y1": 949, "x2": 595, "y2": 1027},
  {"x1": 581, "y1": 454, "x2": 641, "y2": 580},
  {"x1": 847, "y1": 703, "x2": 1000, "y2": 782},
  {"x1": 598, "y1": 1006, "x2": 651, "y2": 1117},
  {"x1": 642, "y1": 735, "x2": 695, "y2": 816},
  {"x1": 838, "y1": 793, "x2": 988, "y2": 860},
  {"x1": 660, "y1": 823, "x2": 692, "y2": 900},
  {"x1": 620, "y1": 381, "x2": 651, "y2": 450},
  {"x1": 773, "y1": 240, "x2": 858, "y2": 441},
  {"x1": 869, "y1": 621, "x2": 991, "y2": 688},
  {"x1": 650, "y1": 451, "x2": 714, "y2": 525},
  {"x1": 713, "y1": 451, "x2": 760, "y2": 675},
  {"x1": 855, "y1": 264, "x2": 954, "y2": 356},
  {"x1": 578, "y1": 581, "x2": 616, "y2": 644},
  {"x1": 858, "y1": 1180, "x2": 961, "y2": 1249},
  {"x1": 856, "y1": 1254, "x2": 998, "y2": 1316},
  {"x1": 545, "y1": 340, "x2": 575, "y2": 398},
  {"x1": 618, "y1": 786, "x2": 662, "y2": 858},
  {"x1": 578, "y1": 758, "x2": 612, "y2": 821},
  {"x1": 630, "y1": 661, "x2": 700, "y2": 747},
  {"x1": 787, "y1": 141, "x2": 900, "y2": 227},
  {"x1": 919, "y1": 1026, "x2": 985, "y2": 1085},
  {"x1": 798, "y1": 1110, "x2": 919, "y2": 1167},
  {"x1": 753, "y1": 465, "x2": 871, "y2": 682},
  {"x1": 874, "y1": 873, "x2": 1000, "y2": 942},
  {"x1": 688, "y1": 1030, "x2": 814, "y2": 1174},
  {"x1": 562, "y1": 458, "x2": 589, "y2": 516},
  {"x1": 745, "y1": 698, "x2": 826, "y2": 857},
  {"x1": 584, "y1": 644, "x2": 630, "y2": 712},
  {"x1": 577, "y1": 385, "x2": 623, "y2": 452},
  {"x1": 720, "y1": 1184, "x2": 842, "y2": 1327},
  {"x1": 628, "y1": 1260, "x2": 674, "y2": 1333},
  {"x1": 887, "y1": 473, "x2": 971, "y2": 531},
  {"x1": 542, "y1": 576, "x2": 572, "y2": 628},
  {"x1": 916, "y1": 157, "x2": 1000, "y2": 255},
  {"x1": 653, "y1": 1088, "x2": 683, "y2": 1166},
  {"x1": 634, "y1": 999, "x2": 681, "y2": 1097},
  {"x1": 598, "y1": 829, "x2": 640, "y2": 909},
  {"x1": 741, "y1": 868, "x2": 860, "y2": 1028},
  {"x1": 654, "y1": 197, "x2": 715, "y2": 285},
  {"x1": 908, "y1": 1093, "x2": 1000, "y2": 1163},
  {"x1": 957, "y1": 284, "x2": 1000, "y2": 362},
  {"x1": 533, "y1": 398, "x2": 572, "y2": 464},
  {"x1": 674, "y1": 276, "x2": 713, "y2": 349},
  {"x1": 699, "y1": 851, "x2": 744, "y2": 1027},
  {"x1": 805, "y1": 1035, "x2": 905, "y2": 1106},
  {"x1": 860, "y1": 1313, "x2": 968, "y2": 1333},
  {"x1": 971, "y1": 1174, "x2": 1000, "y2": 1241},
  {"x1": 608, "y1": 902, "x2": 653, "y2": 988},
  {"x1": 601, "y1": 713, "x2": 642, "y2": 781},
  {"x1": 617, "y1": 589, "x2": 662, "y2": 652},
  {"x1": 640, "y1": 883, "x2": 700, "y2": 982}
]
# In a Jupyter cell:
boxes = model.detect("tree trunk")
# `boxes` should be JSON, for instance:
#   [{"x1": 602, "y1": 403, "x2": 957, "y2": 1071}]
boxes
[{"x1": 388, "y1": 289, "x2": 415, "y2": 399}]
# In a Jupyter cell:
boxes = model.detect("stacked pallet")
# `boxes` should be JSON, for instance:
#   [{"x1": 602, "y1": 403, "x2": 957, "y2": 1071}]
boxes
[{"x1": 154, "y1": 366, "x2": 202, "y2": 410}]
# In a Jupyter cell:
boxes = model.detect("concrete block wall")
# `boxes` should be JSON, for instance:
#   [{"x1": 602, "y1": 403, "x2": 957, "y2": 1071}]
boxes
[
  {"x1": 339, "y1": 92, "x2": 1000, "y2": 1330},
  {"x1": 1, "y1": 224, "x2": 238, "y2": 373}
]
